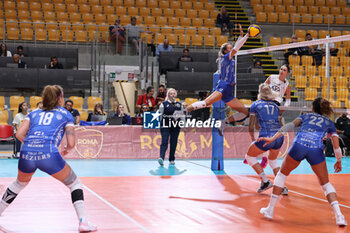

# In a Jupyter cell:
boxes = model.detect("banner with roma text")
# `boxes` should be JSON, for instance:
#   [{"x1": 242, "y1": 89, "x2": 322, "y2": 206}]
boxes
[{"x1": 60, "y1": 126, "x2": 294, "y2": 159}]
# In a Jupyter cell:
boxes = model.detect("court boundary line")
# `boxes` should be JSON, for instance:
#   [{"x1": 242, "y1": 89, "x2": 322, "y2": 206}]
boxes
[
  {"x1": 83, "y1": 184, "x2": 153, "y2": 233},
  {"x1": 184, "y1": 160, "x2": 350, "y2": 209}
]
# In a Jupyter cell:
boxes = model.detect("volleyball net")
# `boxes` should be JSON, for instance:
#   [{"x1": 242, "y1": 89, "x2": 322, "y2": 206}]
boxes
[{"x1": 233, "y1": 34, "x2": 350, "y2": 120}]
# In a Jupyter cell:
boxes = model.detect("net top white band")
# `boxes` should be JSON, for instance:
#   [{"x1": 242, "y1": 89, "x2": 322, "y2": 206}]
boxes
[{"x1": 237, "y1": 35, "x2": 350, "y2": 56}]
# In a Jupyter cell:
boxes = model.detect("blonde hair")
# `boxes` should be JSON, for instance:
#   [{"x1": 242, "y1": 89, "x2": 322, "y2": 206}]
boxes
[
  {"x1": 165, "y1": 88, "x2": 177, "y2": 101},
  {"x1": 257, "y1": 83, "x2": 274, "y2": 100},
  {"x1": 42, "y1": 85, "x2": 63, "y2": 111}
]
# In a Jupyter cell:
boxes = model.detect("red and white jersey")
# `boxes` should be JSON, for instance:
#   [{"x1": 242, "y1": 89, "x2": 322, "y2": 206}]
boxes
[{"x1": 268, "y1": 75, "x2": 289, "y2": 104}]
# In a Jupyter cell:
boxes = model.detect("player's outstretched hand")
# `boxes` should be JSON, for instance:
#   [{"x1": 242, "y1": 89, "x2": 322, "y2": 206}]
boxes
[
  {"x1": 334, "y1": 160, "x2": 342, "y2": 173},
  {"x1": 257, "y1": 137, "x2": 273, "y2": 147},
  {"x1": 239, "y1": 24, "x2": 244, "y2": 37}
]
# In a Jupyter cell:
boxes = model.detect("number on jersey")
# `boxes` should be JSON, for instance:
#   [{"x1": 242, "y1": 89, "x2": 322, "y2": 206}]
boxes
[{"x1": 38, "y1": 112, "x2": 54, "y2": 125}]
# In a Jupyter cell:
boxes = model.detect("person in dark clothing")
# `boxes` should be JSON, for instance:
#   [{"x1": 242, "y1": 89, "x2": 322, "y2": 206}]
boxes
[
  {"x1": 215, "y1": 6, "x2": 233, "y2": 37},
  {"x1": 284, "y1": 35, "x2": 309, "y2": 64},
  {"x1": 64, "y1": 99, "x2": 80, "y2": 125},
  {"x1": 158, "y1": 88, "x2": 184, "y2": 166},
  {"x1": 155, "y1": 85, "x2": 166, "y2": 107},
  {"x1": 177, "y1": 48, "x2": 193, "y2": 70},
  {"x1": 48, "y1": 56, "x2": 64, "y2": 69},
  {"x1": 13, "y1": 54, "x2": 26, "y2": 68},
  {"x1": 87, "y1": 103, "x2": 106, "y2": 122},
  {"x1": 16, "y1": 46, "x2": 26, "y2": 57},
  {"x1": 113, "y1": 104, "x2": 131, "y2": 125}
]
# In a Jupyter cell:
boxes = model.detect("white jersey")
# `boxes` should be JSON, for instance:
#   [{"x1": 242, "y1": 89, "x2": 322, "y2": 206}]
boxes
[{"x1": 268, "y1": 75, "x2": 289, "y2": 104}]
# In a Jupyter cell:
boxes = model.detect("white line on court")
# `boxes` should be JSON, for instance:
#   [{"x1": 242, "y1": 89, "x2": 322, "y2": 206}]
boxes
[
  {"x1": 185, "y1": 160, "x2": 350, "y2": 209},
  {"x1": 83, "y1": 184, "x2": 153, "y2": 233}
]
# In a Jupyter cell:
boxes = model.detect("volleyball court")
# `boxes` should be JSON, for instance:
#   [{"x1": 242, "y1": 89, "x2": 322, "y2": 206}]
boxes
[{"x1": 0, "y1": 35, "x2": 350, "y2": 233}]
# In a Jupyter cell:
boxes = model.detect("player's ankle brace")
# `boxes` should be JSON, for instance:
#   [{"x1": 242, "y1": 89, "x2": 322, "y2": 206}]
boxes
[{"x1": 192, "y1": 101, "x2": 206, "y2": 110}]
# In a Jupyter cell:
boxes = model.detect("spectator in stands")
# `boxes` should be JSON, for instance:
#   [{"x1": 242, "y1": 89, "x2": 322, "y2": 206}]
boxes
[
  {"x1": 110, "y1": 19, "x2": 126, "y2": 55},
  {"x1": 305, "y1": 33, "x2": 323, "y2": 66},
  {"x1": 177, "y1": 48, "x2": 193, "y2": 70},
  {"x1": 48, "y1": 57, "x2": 64, "y2": 69},
  {"x1": 13, "y1": 54, "x2": 26, "y2": 68},
  {"x1": 191, "y1": 91, "x2": 210, "y2": 121},
  {"x1": 156, "y1": 39, "x2": 173, "y2": 57},
  {"x1": 317, "y1": 40, "x2": 339, "y2": 57},
  {"x1": 155, "y1": 85, "x2": 166, "y2": 107},
  {"x1": 136, "y1": 86, "x2": 156, "y2": 112},
  {"x1": 113, "y1": 104, "x2": 131, "y2": 125},
  {"x1": 247, "y1": 59, "x2": 264, "y2": 73},
  {"x1": 16, "y1": 46, "x2": 25, "y2": 57},
  {"x1": 136, "y1": 104, "x2": 149, "y2": 117},
  {"x1": 64, "y1": 99, "x2": 80, "y2": 125},
  {"x1": 13, "y1": 102, "x2": 29, "y2": 158},
  {"x1": 0, "y1": 43, "x2": 12, "y2": 57},
  {"x1": 215, "y1": 6, "x2": 233, "y2": 37},
  {"x1": 283, "y1": 34, "x2": 309, "y2": 64},
  {"x1": 36, "y1": 101, "x2": 43, "y2": 110},
  {"x1": 87, "y1": 102, "x2": 106, "y2": 122},
  {"x1": 125, "y1": 17, "x2": 154, "y2": 55}
]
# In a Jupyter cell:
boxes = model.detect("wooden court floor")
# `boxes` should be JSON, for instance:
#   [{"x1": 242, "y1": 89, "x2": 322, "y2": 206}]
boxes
[{"x1": 0, "y1": 173, "x2": 348, "y2": 233}]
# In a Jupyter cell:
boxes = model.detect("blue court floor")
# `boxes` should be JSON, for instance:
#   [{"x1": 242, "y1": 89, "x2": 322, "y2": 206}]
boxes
[{"x1": 0, "y1": 157, "x2": 349, "y2": 177}]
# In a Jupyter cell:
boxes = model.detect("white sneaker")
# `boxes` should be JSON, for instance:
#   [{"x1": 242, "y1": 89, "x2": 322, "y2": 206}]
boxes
[
  {"x1": 169, "y1": 161, "x2": 175, "y2": 165},
  {"x1": 336, "y1": 214, "x2": 347, "y2": 226},
  {"x1": 217, "y1": 120, "x2": 225, "y2": 136},
  {"x1": 260, "y1": 207, "x2": 274, "y2": 220},
  {"x1": 158, "y1": 158, "x2": 164, "y2": 166},
  {"x1": 79, "y1": 221, "x2": 97, "y2": 232}
]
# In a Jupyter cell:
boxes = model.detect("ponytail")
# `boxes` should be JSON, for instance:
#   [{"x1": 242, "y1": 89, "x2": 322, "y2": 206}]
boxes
[{"x1": 42, "y1": 85, "x2": 63, "y2": 111}]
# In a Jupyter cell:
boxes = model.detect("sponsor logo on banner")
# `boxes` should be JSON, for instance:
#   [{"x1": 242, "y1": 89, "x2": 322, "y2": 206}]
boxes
[
  {"x1": 143, "y1": 112, "x2": 161, "y2": 129},
  {"x1": 74, "y1": 127, "x2": 103, "y2": 159}
]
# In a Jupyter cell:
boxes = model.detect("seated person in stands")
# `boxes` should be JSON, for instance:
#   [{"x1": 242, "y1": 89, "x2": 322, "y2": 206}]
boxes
[
  {"x1": 113, "y1": 104, "x2": 130, "y2": 125},
  {"x1": 136, "y1": 104, "x2": 149, "y2": 117},
  {"x1": 156, "y1": 39, "x2": 173, "y2": 57},
  {"x1": 36, "y1": 101, "x2": 43, "y2": 110},
  {"x1": 64, "y1": 99, "x2": 80, "y2": 125},
  {"x1": 0, "y1": 43, "x2": 12, "y2": 57},
  {"x1": 215, "y1": 6, "x2": 233, "y2": 37},
  {"x1": 136, "y1": 86, "x2": 156, "y2": 112},
  {"x1": 317, "y1": 40, "x2": 339, "y2": 57},
  {"x1": 13, "y1": 54, "x2": 26, "y2": 68},
  {"x1": 305, "y1": 33, "x2": 322, "y2": 66},
  {"x1": 48, "y1": 56, "x2": 63, "y2": 69},
  {"x1": 87, "y1": 102, "x2": 106, "y2": 122},
  {"x1": 125, "y1": 17, "x2": 154, "y2": 55},
  {"x1": 247, "y1": 59, "x2": 264, "y2": 73},
  {"x1": 177, "y1": 48, "x2": 193, "y2": 69},
  {"x1": 155, "y1": 85, "x2": 166, "y2": 107},
  {"x1": 110, "y1": 19, "x2": 126, "y2": 55},
  {"x1": 283, "y1": 34, "x2": 308, "y2": 64},
  {"x1": 16, "y1": 46, "x2": 25, "y2": 57}
]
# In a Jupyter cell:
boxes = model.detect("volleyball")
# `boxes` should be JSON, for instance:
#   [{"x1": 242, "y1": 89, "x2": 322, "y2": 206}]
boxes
[{"x1": 248, "y1": 24, "x2": 261, "y2": 38}]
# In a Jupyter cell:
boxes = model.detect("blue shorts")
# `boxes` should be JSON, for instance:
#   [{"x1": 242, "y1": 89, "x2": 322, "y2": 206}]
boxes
[
  {"x1": 288, "y1": 142, "x2": 325, "y2": 166},
  {"x1": 213, "y1": 80, "x2": 235, "y2": 103},
  {"x1": 18, "y1": 151, "x2": 66, "y2": 175},
  {"x1": 255, "y1": 136, "x2": 284, "y2": 151}
]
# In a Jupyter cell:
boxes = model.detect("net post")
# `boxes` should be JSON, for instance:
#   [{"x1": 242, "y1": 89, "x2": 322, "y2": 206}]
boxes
[
  {"x1": 211, "y1": 72, "x2": 225, "y2": 171},
  {"x1": 325, "y1": 35, "x2": 330, "y2": 100}
]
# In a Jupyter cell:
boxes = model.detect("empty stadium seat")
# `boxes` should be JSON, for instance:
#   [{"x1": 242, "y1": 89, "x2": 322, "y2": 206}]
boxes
[
  {"x1": 0, "y1": 111, "x2": 9, "y2": 125},
  {"x1": 10, "y1": 96, "x2": 25, "y2": 111},
  {"x1": 185, "y1": 98, "x2": 198, "y2": 106},
  {"x1": 79, "y1": 110, "x2": 88, "y2": 121},
  {"x1": 295, "y1": 76, "x2": 307, "y2": 89},
  {"x1": 0, "y1": 97, "x2": 5, "y2": 111},
  {"x1": 305, "y1": 88, "x2": 317, "y2": 101},
  {"x1": 270, "y1": 37, "x2": 281, "y2": 46},
  {"x1": 309, "y1": 75, "x2": 321, "y2": 88},
  {"x1": 69, "y1": 96, "x2": 84, "y2": 110},
  {"x1": 322, "y1": 88, "x2": 334, "y2": 100}
]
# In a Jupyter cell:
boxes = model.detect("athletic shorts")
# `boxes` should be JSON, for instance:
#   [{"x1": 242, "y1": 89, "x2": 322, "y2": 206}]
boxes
[
  {"x1": 255, "y1": 136, "x2": 284, "y2": 151},
  {"x1": 213, "y1": 80, "x2": 235, "y2": 103},
  {"x1": 18, "y1": 151, "x2": 66, "y2": 175},
  {"x1": 288, "y1": 142, "x2": 325, "y2": 166}
]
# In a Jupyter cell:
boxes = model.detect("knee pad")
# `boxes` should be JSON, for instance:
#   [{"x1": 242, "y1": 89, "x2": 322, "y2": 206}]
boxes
[
  {"x1": 192, "y1": 101, "x2": 206, "y2": 110},
  {"x1": 245, "y1": 155, "x2": 258, "y2": 166},
  {"x1": 322, "y1": 182, "x2": 336, "y2": 197},
  {"x1": 268, "y1": 159, "x2": 279, "y2": 170},
  {"x1": 274, "y1": 171, "x2": 286, "y2": 188},
  {"x1": 9, "y1": 180, "x2": 28, "y2": 194}
]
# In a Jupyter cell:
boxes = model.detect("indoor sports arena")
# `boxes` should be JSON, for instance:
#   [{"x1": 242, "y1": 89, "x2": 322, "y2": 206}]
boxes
[{"x1": 0, "y1": 0, "x2": 349, "y2": 232}]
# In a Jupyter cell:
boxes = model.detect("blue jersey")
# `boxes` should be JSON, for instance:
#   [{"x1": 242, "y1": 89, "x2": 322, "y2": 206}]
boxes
[
  {"x1": 250, "y1": 99, "x2": 281, "y2": 137},
  {"x1": 294, "y1": 113, "x2": 337, "y2": 149},
  {"x1": 219, "y1": 53, "x2": 235, "y2": 85},
  {"x1": 22, "y1": 107, "x2": 74, "y2": 153}
]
